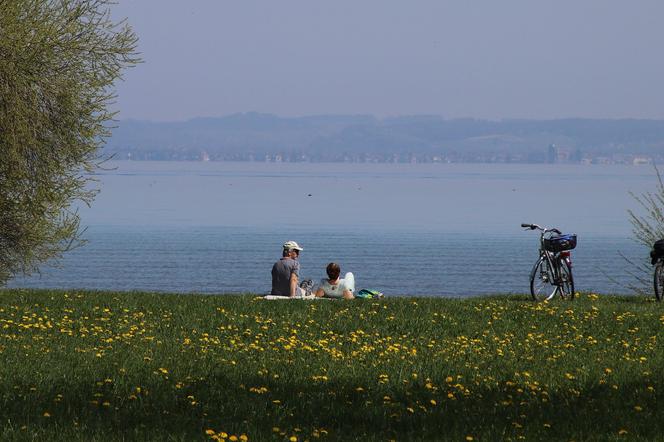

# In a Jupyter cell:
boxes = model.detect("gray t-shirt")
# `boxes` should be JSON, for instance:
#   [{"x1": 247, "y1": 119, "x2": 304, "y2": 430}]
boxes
[{"x1": 271, "y1": 257, "x2": 300, "y2": 296}]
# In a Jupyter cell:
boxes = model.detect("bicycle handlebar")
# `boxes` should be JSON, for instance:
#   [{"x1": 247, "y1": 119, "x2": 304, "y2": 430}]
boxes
[{"x1": 521, "y1": 223, "x2": 561, "y2": 234}]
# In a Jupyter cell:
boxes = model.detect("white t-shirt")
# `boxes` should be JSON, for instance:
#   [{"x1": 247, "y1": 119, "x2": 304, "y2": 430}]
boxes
[{"x1": 318, "y1": 278, "x2": 351, "y2": 298}]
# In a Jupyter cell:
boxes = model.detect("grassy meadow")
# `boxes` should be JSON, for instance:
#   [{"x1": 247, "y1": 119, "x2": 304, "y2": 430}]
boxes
[{"x1": 0, "y1": 289, "x2": 662, "y2": 441}]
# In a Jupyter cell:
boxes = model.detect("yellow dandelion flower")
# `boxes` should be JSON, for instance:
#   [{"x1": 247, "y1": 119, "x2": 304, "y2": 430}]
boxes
[
  {"x1": 229, "y1": 436, "x2": 238, "y2": 441},
  {"x1": 43, "y1": 412, "x2": 51, "y2": 417},
  {"x1": 289, "y1": 436, "x2": 298, "y2": 442},
  {"x1": 205, "y1": 430, "x2": 216, "y2": 435},
  {"x1": 466, "y1": 436, "x2": 474, "y2": 441},
  {"x1": 240, "y1": 435, "x2": 248, "y2": 441},
  {"x1": 618, "y1": 429, "x2": 628, "y2": 435}
]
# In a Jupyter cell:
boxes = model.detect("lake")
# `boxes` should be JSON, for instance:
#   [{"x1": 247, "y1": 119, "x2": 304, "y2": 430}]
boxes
[{"x1": 8, "y1": 161, "x2": 659, "y2": 296}]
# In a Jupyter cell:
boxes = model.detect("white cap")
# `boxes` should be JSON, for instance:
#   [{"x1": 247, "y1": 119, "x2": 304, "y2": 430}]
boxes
[{"x1": 283, "y1": 240, "x2": 303, "y2": 251}]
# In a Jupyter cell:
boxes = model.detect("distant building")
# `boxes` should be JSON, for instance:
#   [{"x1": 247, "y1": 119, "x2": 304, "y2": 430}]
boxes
[
  {"x1": 633, "y1": 156, "x2": 652, "y2": 165},
  {"x1": 556, "y1": 147, "x2": 572, "y2": 162},
  {"x1": 570, "y1": 148, "x2": 583, "y2": 163},
  {"x1": 547, "y1": 144, "x2": 557, "y2": 163}
]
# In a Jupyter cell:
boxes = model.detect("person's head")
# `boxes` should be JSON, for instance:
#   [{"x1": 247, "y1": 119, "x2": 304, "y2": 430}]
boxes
[
  {"x1": 282, "y1": 240, "x2": 303, "y2": 258},
  {"x1": 326, "y1": 262, "x2": 341, "y2": 280}
]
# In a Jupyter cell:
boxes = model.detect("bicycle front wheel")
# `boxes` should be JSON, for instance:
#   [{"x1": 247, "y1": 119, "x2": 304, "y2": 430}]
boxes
[
  {"x1": 655, "y1": 261, "x2": 664, "y2": 302},
  {"x1": 530, "y1": 256, "x2": 557, "y2": 301}
]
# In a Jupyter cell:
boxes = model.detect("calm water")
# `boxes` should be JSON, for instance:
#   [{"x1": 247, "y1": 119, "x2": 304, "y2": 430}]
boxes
[{"x1": 8, "y1": 161, "x2": 657, "y2": 296}]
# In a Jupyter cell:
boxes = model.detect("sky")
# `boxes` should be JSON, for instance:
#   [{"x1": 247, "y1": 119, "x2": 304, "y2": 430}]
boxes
[{"x1": 112, "y1": 0, "x2": 664, "y2": 122}]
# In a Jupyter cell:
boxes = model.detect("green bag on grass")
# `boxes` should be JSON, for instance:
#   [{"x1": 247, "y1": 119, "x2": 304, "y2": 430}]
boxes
[{"x1": 356, "y1": 289, "x2": 384, "y2": 299}]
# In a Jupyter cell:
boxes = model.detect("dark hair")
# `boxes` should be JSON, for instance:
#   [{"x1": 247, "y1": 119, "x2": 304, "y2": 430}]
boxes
[{"x1": 326, "y1": 262, "x2": 341, "y2": 280}]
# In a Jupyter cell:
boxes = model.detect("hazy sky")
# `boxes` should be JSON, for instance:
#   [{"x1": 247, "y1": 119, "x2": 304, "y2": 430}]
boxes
[{"x1": 112, "y1": 0, "x2": 664, "y2": 122}]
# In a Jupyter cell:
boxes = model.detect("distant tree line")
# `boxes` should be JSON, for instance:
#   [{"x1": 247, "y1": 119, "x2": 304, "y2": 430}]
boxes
[{"x1": 106, "y1": 113, "x2": 664, "y2": 163}]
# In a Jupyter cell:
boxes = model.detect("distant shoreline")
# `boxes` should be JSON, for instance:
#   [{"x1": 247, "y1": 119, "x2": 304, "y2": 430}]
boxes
[
  {"x1": 104, "y1": 157, "x2": 658, "y2": 166},
  {"x1": 105, "y1": 114, "x2": 664, "y2": 165}
]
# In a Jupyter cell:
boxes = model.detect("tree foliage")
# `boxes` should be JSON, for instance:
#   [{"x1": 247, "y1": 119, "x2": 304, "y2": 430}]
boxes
[{"x1": 0, "y1": 0, "x2": 139, "y2": 285}]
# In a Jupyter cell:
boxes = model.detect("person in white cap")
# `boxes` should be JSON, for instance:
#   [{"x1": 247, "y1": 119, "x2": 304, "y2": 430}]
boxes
[{"x1": 271, "y1": 240, "x2": 306, "y2": 297}]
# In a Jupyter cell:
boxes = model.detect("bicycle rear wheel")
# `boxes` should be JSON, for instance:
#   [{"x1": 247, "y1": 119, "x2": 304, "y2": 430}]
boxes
[
  {"x1": 655, "y1": 261, "x2": 664, "y2": 302},
  {"x1": 530, "y1": 256, "x2": 557, "y2": 301},
  {"x1": 559, "y1": 259, "x2": 575, "y2": 300}
]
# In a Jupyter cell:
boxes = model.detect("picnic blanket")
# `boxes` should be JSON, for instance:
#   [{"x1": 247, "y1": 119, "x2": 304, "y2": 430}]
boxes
[{"x1": 262, "y1": 295, "x2": 330, "y2": 300}]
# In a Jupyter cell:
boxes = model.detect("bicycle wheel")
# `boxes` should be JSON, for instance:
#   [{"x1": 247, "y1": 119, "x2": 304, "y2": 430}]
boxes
[
  {"x1": 558, "y1": 259, "x2": 575, "y2": 300},
  {"x1": 654, "y1": 261, "x2": 664, "y2": 302},
  {"x1": 530, "y1": 256, "x2": 557, "y2": 301}
]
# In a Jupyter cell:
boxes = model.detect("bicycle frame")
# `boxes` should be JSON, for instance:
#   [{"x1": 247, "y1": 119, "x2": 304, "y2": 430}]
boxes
[{"x1": 537, "y1": 234, "x2": 571, "y2": 299}]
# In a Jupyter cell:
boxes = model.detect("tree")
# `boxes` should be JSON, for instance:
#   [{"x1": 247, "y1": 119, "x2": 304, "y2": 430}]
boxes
[{"x1": 0, "y1": 0, "x2": 139, "y2": 285}]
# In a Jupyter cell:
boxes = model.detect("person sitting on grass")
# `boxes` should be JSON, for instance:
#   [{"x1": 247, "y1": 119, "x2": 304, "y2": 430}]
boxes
[
  {"x1": 315, "y1": 262, "x2": 355, "y2": 299},
  {"x1": 271, "y1": 240, "x2": 306, "y2": 298}
]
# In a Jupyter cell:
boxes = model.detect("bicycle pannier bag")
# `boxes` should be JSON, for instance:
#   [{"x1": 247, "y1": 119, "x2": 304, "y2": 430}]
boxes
[
  {"x1": 651, "y1": 239, "x2": 664, "y2": 264},
  {"x1": 653, "y1": 239, "x2": 664, "y2": 255},
  {"x1": 544, "y1": 234, "x2": 577, "y2": 252}
]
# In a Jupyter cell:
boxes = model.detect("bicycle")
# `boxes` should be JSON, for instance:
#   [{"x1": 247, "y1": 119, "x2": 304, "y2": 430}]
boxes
[
  {"x1": 521, "y1": 223, "x2": 577, "y2": 301},
  {"x1": 650, "y1": 239, "x2": 664, "y2": 302}
]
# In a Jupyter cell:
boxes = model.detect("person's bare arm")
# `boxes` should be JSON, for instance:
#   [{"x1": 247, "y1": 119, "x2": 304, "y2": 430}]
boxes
[
  {"x1": 315, "y1": 288, "x2": 324, "y2": 298},
  {"x1": 342, "y1": 289, "x2": 354, "y2": 300},
  {"x1": 290, "y1": 272, "x2": 298, "y2": 297}
]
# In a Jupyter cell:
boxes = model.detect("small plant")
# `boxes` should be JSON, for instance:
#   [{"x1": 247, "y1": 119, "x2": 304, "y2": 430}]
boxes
[
  {"x1": 629, "y1": 165, "x2": 664, "y2": 247},
  {"x1": 624, "y1": 165, "x2": 664, "y2": 293}
]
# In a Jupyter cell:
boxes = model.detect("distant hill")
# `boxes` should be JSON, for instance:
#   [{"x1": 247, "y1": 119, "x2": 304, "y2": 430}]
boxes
[{"x1": 105, "y1": 113, "x2": 664, "y2": 163}]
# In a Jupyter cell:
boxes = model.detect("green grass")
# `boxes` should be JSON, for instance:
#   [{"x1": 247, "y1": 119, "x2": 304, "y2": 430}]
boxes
[{"x1": 0, "y1": 289, "x2": 662, "y2": 441}]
